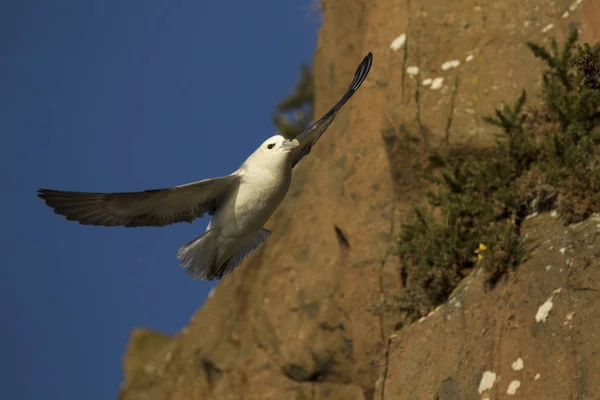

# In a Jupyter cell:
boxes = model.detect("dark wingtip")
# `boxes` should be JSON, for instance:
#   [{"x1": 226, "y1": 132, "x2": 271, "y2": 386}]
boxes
[
  {"x1": 37, "y1": 188, "x2": 63, "y2": 204},
  {"x1": 290, "y1": 51, "x2": 374, "y2": 163},
  {"x1": 366, "y1": 52, "x2": 373, "y2": 71},
  {"x1": 348, "y1": 52, "x2": 373, "y2": 93},
  {"x1": 37, "y1": 188, "x2": 50, "y2": 201}
]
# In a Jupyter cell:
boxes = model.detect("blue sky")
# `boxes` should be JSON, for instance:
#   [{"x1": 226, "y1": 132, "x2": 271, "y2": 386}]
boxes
[{"x1": 0, "y1": 1, "x2": 318, "y2": 398}]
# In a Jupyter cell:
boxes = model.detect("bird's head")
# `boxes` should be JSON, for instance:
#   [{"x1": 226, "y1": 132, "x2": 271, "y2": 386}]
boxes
[{"x1": 244, "y1": 135, "x2": 300, "y2": 170}]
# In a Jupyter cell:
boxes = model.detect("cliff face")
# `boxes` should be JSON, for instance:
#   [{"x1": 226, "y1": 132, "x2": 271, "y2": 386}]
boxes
[
  {"x1": 120, "y1": 1, "x2": 600, "y2": 399},
  {"x1": 381, "y1": 213, "x2": 600, "y2": 399}
]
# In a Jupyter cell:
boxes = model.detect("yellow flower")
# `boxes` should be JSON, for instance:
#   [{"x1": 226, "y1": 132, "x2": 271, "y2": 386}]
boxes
[{"x1": 474, "y1": 243, "x2": 487, "y2": 261}]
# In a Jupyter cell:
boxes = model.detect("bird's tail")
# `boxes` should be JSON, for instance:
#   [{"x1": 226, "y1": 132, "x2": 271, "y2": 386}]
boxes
[
  {"x1": 177, "y1": 229, "x2": 222, "y2": 280},
  {"x1": 177, "y1": 228, "x2": 271, "y2": 280}
]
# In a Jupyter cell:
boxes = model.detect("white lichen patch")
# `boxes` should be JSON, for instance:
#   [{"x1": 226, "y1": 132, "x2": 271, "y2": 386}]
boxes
[
  {"x1": 564, "y1": 311, "x2": 575, "y2": 329},
  {"x1": 550, "y1": 210, "x2": 558, "y2": 218},
  {"x1": 535, "y1": 298, "x2": 554, "y2": 322},
  {"x1": 406, "y1": 66, "x2": 420, "y2": 76},
  {"x1": 534, "y1": 373, "x2": 541, "y2": 380},
  {"x1": 422, "y1": 78, "x2": 433, "y2": 86},
  {"x1": 418, "y1": 305, "x2": 442, "y2": 323},
  {"x1": 449, "y1": 297, "x2": 462, "y2": 308},
  {"x1": 545, "y1": 265, "x2": 552, "y2": 271},
  {"x1": 542, "y1": 23, "x2": 554, "y2": 33},
  {"x1": 526, "y1": 211, "x2": 539, "y2": 220},
  {"x1": 430, "y1": 305, "x2": 442, "y2": 316},
  {"x1": 569, "y1": 0, "x2": 584, "y2": 12},
  {"x1": 592, "y1": 215, "x2": 600, "y2": 230},
  {"x1": 562, "y1": 11, "x2": 570, "y2": 18},
  {"x1": 390, "y1": 33, "x2": 407, "y2": 51},
  {"x1": 565, "y1": 311, "x2": 575, "y2": 321},
  {"x1": 478, "y1": 371, "x2": 498, "y2": 394},
  {"x1": 430, "y1": 77, "x2": 444, "y2": 90},
  {"x1": 535, "y1": 288, "x2": 562, "y2": 322},
  {"x1": 559, "y1": 247, "x2": 566, "y2": 255},
  {"x1": 507, "y1": 380, "x2": 521, "y2": 395},
  {"x1": 466, "y1": 54, "x2": 475, "y2": 62},
  {"x1": 441, "y1": 59, "x2": 461, "y2": 70},
  {"x1": 511, "y1": 358, "x2": 524, "y2": 371}
]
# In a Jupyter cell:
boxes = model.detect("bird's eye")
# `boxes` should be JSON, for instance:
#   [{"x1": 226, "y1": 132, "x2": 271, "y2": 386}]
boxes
[{"x1": 267, "y1": 143, "x2": 275, "y2": 149}]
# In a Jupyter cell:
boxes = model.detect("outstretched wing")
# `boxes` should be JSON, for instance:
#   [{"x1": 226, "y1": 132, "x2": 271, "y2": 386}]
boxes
[
  {"x1": 37, "y1": 174, "x2": 240, "y2": 228},
  {"x1": 290, "y1": 52, "x2": 373, "y2": 168}
]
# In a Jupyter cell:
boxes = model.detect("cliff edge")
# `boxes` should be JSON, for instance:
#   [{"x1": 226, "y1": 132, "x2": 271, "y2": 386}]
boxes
[{"x1": 120, "y1": 0, "x2": 600, "y2": 399}]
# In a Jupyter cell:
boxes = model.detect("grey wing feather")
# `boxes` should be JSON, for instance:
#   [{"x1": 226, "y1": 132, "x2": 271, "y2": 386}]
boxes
[
  {"x1": 215, "y1": 228, "x2": 271, "y2": 279},
  {"x1": 290, "y1": 52, "x2": 373, "y2": 168},
  {"x1": 37, "y1": 174, "x2": 240, "y2": 227}
]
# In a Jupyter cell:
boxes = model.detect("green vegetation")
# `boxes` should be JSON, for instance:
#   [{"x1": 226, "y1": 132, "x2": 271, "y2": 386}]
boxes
[
  {"x1": 396, "y1": 29, "x2": 600, "y2": 319},
  {"x1": 572, "y1": 42, "x2": 600, "y2": 91}
]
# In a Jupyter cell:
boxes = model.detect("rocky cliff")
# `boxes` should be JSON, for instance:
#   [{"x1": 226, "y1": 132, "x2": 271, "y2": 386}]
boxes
[{"x1": 119, "y1": 1, "x2": 600, "y2": 399}]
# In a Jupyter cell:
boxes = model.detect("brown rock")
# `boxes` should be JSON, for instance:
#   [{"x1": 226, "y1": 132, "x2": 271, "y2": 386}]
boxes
[
  {"x1": 378, "y1": 213, "x2": 600, "y2": 399},
  {"x1": 120, "y1": 0, "x2": 600, "y2": 399}
]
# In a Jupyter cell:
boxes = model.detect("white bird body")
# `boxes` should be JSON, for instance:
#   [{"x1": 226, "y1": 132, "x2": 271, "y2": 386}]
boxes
[
  {"x1": 218, "y1": 139, "x2": 294, "y2": 238},
  {"x1": 182, "y1": 137, "x2": 294, "y2": 278},
  {"x1": 38, "y1": 53, "x2": 373, "y2": 280}
]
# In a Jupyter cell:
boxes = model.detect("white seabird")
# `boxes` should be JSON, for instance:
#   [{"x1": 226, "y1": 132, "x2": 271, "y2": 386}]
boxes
[{"x1": 38, "y1": 52, "x2": 373, "y2": 280}]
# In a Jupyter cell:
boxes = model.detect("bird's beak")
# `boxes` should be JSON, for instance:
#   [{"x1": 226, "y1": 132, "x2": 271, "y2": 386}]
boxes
[{"x1": 281, "y1": 139, "x2": 300, "y2": 151}]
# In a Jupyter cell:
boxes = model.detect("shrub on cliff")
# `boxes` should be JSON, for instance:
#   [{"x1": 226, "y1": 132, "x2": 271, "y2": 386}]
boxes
[{"x1": 396, "y1": 28, "x2": 600, "y2": 320}]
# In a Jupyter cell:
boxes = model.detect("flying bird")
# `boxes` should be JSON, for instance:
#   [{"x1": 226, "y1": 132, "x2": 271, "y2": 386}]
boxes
[{"x1": 38, "y1": 52, "x2": 373, "y2": 280}]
